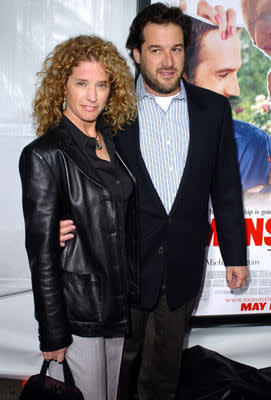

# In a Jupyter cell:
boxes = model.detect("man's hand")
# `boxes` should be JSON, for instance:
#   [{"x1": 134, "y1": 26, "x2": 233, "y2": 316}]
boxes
[
  {"x1": 43, "y1": 347, "x2": 68, "y2": 363},
  {"x1": 226, "y1": 266, "x2": 248, "y2": 289},
  {"x1": 60, "y1": 220, "x2": 76, "y2": 247},
  {"x1": 196, "y1": 0, "x2": 236, "y2": 39}
]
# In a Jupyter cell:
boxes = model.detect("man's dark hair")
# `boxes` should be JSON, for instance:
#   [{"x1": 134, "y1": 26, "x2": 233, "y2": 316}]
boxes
[
  {"x1": 126, "y1": 2, "x2": 192, "y2": 64},
  {"x1": 184, "y1": 18, "x2": 217, "y2": 84}
]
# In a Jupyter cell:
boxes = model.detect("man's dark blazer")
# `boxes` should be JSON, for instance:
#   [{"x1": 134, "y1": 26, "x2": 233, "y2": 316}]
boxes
[{"x1": 115, "y1": 80, "x2": 247, "y2": 311}]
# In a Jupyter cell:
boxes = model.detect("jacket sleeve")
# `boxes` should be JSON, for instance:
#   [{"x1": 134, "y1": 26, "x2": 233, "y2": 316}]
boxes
[
  {"x1": 19, "y1": 146, "x2": 72, "y2": 351},
  {"x1": 210, "y1": 97, "x2": 247, "y2": 266}
]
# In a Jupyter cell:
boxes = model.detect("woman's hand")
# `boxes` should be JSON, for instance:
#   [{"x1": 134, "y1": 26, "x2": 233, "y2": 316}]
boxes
[
  {"x1": 60, "y1": 220, "x2": 76, "y2": 247},
  {"x1": 196, "y1": 1, "x2": 236, "y2": 39},
  {"x1": 42, "y1": 347, "x2": 68, "y2": 363}
]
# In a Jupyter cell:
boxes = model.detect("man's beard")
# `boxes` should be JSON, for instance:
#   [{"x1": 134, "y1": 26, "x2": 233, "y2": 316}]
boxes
[{"x1": 140, "y1": 65, "x2": 182, "y2": 95}]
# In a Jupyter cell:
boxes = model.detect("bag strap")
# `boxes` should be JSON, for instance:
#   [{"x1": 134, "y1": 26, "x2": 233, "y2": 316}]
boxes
[
  {"x1": 40, "y1": 359, "x2": 50, "y2": 376},
  {"x1": 40, "y1": 358, "x2": 75, "y2": 386},
  {"x1": 62, "y1": 358, "x2": 75, "y2": 386}
]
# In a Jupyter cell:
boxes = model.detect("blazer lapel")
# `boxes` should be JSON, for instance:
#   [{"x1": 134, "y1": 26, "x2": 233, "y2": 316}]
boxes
[
  {"x1": 117, "y1": 119, "x2": 167, "y2": 214},
  {"x1": 169, "y1": 81, "x2": 208, "y2": 215}
]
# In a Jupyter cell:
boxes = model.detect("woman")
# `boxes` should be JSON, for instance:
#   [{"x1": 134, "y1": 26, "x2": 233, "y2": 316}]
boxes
[{"x1": 19, "y1": 35, "x2": 138, "y2": 400}]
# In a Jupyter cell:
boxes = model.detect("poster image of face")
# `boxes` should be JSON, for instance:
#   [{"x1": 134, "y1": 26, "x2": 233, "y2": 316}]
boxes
[
  {"x1": 148, "y1": 0, "x2": 271, "y2": 318},
  {"x1": 150, "y1": 0, "x2": 271, "y2": 193}
]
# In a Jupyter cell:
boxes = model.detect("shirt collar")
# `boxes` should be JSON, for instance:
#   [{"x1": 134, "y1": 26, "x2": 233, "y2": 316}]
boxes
[
  {"x1": 136, "y1": 73, "x2": 186, "y2": 102},
  {"x1": 62, "y1": 115, "x2": 95, "y2": 149},
  {"x1": 61, "y1": 115, "x2": 113, "y2": 150}
]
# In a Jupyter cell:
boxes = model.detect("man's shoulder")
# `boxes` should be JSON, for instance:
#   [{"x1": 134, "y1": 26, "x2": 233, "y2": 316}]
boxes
[
  {"x1": 183, "y1": 80, "x2": 227, "y2": 105},
  {"x1": 115, "y1": 119, "x2": 139, "y2": 140}
]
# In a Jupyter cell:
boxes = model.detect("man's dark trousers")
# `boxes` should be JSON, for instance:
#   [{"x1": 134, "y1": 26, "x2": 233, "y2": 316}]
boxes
[{"x1": 117, "y1": 282, "x2": 195, "y2": 400}]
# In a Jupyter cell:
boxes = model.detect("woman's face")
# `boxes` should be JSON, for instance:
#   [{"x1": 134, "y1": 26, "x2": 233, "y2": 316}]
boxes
[
  {"x1": 252, "y1": 0, "x2": 271, "y2": 58},
  {"x1": 64, "y1": 60, "x2": 110, "y2": 131},
  {"x1": 254, "y1": 14, "x2": 271, "y2": 58}
]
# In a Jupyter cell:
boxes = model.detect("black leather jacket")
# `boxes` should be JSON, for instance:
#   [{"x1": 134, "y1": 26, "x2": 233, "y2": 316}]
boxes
[{"x1": 19, "y1": 119, "x2": 139, "y2": 352}]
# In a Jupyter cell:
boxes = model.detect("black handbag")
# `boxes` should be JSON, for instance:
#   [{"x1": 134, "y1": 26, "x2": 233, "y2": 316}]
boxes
[{"x1": 19, "y1": 358, "x2": 84, "y2": 400}]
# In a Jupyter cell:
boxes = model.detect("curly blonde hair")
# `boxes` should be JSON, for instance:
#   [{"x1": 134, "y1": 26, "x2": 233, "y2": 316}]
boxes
[{"x1": 33, "y1": 35, "x2": 137, "y2": 135}]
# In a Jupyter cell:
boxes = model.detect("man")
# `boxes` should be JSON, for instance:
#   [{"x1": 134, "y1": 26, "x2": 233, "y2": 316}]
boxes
[
  {"x1": 184, "y1": 21, "x2": 242, "y2": 97},
  {"x1": 184, "y1": 17, "x2": 271, "y2": 192},
  {"x1": 60, "y1": 4, "x2": 248, "y2": 399}
]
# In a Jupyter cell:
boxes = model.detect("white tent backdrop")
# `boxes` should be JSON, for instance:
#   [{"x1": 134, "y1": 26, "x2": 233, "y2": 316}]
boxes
[{"x1": 0, "y1": 0, "x2": 270, "y2": 379}]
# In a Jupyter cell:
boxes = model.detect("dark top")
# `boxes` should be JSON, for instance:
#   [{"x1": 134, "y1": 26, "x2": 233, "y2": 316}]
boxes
[
  {"x1": 62, "y1": 115, "x2": 133, "y2": 279},
  {"x1": 20, "y1": 115, "x2": 139, "y2": 347}
]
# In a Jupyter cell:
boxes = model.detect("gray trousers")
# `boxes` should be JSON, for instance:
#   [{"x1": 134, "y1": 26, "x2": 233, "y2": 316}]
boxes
[{"x1": 49, "y1": 335, "x2": 124, "y2": 400}]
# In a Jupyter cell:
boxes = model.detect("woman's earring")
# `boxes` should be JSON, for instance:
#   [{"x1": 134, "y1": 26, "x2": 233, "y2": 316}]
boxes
[
  {"x1": 104, "y1": 106, "x2": 108, "y2": 112},
  {"x1": 63, "y1": 97, "x2": 67, "y2": 110}
]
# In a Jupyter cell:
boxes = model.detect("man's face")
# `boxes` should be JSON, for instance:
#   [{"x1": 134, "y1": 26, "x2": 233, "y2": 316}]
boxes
[
  {"x1": 133, "y1": 23, "x2": 185, "y2": 96},
  {"x1": 193, "y1": 29, "x2": 242, "y2": 98}
]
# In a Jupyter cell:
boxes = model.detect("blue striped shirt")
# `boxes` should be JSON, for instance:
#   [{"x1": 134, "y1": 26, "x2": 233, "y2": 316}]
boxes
[{"x1": 136, "y1": 74, "x2": 190, "y2": 214}]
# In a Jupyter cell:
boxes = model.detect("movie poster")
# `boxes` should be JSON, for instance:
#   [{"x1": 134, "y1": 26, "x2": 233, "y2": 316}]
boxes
[{"x1": 147, "y1": 0, "x2": 271, "y2": 318}]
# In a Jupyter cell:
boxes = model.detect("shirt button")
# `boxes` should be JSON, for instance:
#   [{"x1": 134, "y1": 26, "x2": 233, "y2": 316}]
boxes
[
  {"x1": 168, "y1": 217, "x2": 172, "y2": 223},
  {"x1": 115, "y1": 180, "x2": 120, "y2": 185},
  {"x1": 158, "y1": 246, "x2": 164, "y2": 254}
]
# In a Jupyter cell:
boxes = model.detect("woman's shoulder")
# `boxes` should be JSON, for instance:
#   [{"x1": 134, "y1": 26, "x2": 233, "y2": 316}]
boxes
[
  {"x1": 20, "y1": 122, "x2": 69, "y2": 166},
  {"x1": 24, "y1": 123, "x2": 68, "y2": 154}
]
